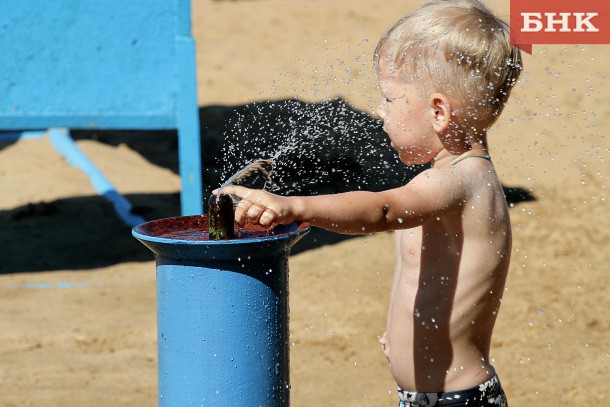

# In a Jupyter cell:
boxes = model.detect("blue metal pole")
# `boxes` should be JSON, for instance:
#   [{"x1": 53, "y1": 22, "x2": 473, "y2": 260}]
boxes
[
  {"x1": 133, "y1": 216, "x2": 309, "y2": 406},
  {"x1": 49, "y1": 128, "x2": 146, "y2": 228}
]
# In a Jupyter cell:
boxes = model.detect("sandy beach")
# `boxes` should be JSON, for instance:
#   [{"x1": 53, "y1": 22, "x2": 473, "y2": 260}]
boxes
[{"x1": 0, "y1": 0, "x2": 608, "y2": 405}]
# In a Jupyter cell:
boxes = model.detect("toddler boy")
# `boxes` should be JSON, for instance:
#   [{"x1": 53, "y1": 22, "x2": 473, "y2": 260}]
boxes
[{"x1": 220, "y1": 1, "x2": 522, "y2": 405}]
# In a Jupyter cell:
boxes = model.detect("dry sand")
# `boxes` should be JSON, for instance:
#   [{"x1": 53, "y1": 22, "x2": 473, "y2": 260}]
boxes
[{"x1": 0, "y1": 0, "x2": 608, "y2": 405}]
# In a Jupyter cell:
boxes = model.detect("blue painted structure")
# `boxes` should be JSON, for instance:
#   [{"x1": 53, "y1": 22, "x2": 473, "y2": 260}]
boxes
[
  {"x1": 133, "y1": 216, "x2": 310, "y2": 406},
  {"x1": 49, "y1": 128, "x2": 147, "y2": 226},
  {"x1": 0, "y1": 0, "x2": 202, "y2": 215}
]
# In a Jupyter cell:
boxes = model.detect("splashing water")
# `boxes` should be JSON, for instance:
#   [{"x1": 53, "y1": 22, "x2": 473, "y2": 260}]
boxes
[
  {"x1": 215, "y1": 158, "x2": 276, "y2": 206},
  {"x1": 215, "y1": 98, "x2": 424, "y2": 198},
  {"x1": 218, "y1": 159, "x2": 274, "y2": 192}
]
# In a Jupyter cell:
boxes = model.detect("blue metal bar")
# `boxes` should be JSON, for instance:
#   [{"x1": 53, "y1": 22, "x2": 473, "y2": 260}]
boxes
[
  {"x1": 0, "y1": 115, "x2": 176, "y2": 130},
  {"x1": 49, "y1": 128, "x2": 146, "y2": 227},
  {"x1": 175, "y1": 36, "x2": 203, "y2": 216}
]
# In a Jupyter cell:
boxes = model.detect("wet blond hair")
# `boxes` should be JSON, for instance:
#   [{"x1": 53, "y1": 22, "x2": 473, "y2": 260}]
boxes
[{"x1": 375, "y1": 0, "x2": 522, "y2": 130}]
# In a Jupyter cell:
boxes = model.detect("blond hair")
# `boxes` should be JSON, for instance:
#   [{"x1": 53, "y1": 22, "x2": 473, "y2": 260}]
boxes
[{"x1": 375, "y1": 0, "x2": 522, "y2": 129}]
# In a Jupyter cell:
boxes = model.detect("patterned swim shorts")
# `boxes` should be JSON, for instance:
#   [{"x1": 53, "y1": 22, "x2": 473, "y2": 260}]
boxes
[{"x1": 397, "y1": 368, "x2": 507, "y2": 407}]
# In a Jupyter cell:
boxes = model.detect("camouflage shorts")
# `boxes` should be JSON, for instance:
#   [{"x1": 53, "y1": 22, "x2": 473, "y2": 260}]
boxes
[{"x1": 397, "y1": 368, "x2": 507, "y2": 407}]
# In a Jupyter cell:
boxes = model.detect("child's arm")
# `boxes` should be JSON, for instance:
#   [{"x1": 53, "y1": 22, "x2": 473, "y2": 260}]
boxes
[{"x1": 220, "y1": 167, "x2": 465, "y2": 234}]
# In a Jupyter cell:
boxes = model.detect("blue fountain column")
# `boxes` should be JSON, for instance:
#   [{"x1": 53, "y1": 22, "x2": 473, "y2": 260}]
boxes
[{"x1": 133, "y1": 216, "x2": 309, "y2": 407}]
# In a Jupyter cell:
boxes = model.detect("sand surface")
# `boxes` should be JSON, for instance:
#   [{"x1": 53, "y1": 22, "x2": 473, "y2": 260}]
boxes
[{"x1": 0, "y1": 0, "x2": 608, "y2": 405}]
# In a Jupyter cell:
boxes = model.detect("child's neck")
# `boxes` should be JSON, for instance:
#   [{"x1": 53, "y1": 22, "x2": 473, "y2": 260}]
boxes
[
  {"x1": 432, "y1": 145, "x2": 489, "y2": 168},
  {"x1": 432, "y1": 130, "x2": 488, "y2": 168}
]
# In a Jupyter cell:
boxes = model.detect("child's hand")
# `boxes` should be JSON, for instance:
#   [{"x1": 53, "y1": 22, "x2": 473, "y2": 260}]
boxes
[
  {"x1": 379, "y1": 331, "x2": 389, "y2": 361},
  {"x1": 216, "y1": 185, "x2": 300, "y2": 228}
]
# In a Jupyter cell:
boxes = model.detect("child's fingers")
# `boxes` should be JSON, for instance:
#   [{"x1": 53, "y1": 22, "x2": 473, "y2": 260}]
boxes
[
  {"x1": 221, "y1": 185, "x2": 284, "y2": 227},
  {"x1": 246, "y1": 203, "x2": 267, "y2": 225},
  {"x1": 220, "y1": 185, "x2": 256, "y2": 226},
  {"x1": 244, "y1": 203, "x2": 280, "y2": 227},
  {"x1": 259, "y1": 208, "x2": 279, "y2": 228},
  {"x1": 233, "y1": 198, "x2": 253, "y2": 227}
]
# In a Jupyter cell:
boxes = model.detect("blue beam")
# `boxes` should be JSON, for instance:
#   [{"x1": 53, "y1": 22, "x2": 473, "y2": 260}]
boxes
[{"x1": 49, "y1": 128, "x2": 146, "y2": 227}]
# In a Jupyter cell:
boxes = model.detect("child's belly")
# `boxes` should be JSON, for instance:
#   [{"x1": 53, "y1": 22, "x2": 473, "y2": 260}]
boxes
[{"x1": 384, "y1": 265, "x2": 493, "y2": 392}]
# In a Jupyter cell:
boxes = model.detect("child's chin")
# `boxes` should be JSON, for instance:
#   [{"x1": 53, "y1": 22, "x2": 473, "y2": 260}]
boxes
[{"x1": 399, "y1": 154, "x2": 426, "y2": 166}]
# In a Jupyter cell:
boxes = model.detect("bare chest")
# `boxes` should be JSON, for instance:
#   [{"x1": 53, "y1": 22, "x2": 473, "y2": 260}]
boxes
[
  {"x1": 395, "y1": 220, "x2": 462, "y2": 263},
  {"x1": 397, "y1": 228, "x2": 421, "y2": 257}
]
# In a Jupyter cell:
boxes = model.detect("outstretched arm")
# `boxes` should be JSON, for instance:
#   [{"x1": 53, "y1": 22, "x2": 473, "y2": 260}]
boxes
[{"x1": 219, "y1": 167, "x2": 464, "y2": 234}]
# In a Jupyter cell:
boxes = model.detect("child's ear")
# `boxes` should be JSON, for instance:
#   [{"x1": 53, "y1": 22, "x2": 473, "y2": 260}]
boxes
[{"x1": 431, "y1": 93, "x2": 452, "y2": 133}]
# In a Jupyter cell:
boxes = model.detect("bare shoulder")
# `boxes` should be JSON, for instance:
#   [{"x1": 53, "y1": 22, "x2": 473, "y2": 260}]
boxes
[
  {"x1": 376, "y1": 166, "x2": 471, "y2": 228},
  {"x1": 403, "y1": 165, "x2": 470, "y2": 204},
  {"x1": 421, "y1": 158, "x2": 503, "y2": 198}
]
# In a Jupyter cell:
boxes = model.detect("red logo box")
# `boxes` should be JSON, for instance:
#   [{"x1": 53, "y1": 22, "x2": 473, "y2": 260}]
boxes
[{"x1": 510, "y1": 0, "x2": 610, "y2": 53}]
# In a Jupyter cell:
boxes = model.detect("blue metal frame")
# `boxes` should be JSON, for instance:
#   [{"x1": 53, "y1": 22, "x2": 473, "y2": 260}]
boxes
[
  {"x1": 0, "y1": 0, "x2": 203, "y2": 216},
  {"x1": 49, "y1": 128, "x2": 146, "y2": 227}
]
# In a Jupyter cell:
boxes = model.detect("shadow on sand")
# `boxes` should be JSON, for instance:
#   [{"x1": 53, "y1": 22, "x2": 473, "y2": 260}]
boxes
[{"x1": 0, "y1": 99, "x2": 535, "y2": 273}]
